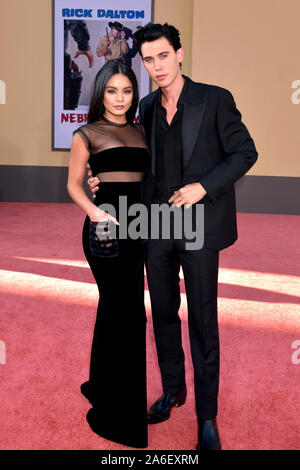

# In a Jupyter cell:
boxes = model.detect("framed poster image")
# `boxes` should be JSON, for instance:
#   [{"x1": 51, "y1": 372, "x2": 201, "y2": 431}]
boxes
[{"x1": 52, "y1": 0, "x2": 153, "y2": 150}]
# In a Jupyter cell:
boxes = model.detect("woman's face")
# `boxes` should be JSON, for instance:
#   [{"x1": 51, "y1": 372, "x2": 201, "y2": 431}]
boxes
[{"x1": 103, "y1": 73, "x2": 133, "y2": 123}]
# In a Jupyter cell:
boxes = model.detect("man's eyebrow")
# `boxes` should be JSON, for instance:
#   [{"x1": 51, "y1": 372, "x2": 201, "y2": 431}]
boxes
[{"x1": 142, "y1": 51, "x2": 170, "y2": 60}]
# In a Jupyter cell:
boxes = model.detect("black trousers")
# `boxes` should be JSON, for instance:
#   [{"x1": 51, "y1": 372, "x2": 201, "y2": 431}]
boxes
[{"x1": 146, "y1": 232, "x2": 220, "y2": 420}]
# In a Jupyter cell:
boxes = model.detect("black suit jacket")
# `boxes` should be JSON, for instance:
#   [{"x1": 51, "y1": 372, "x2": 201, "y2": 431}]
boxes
[{"x1": 139, "y1": 76, "x2": 258, "y2": 251}]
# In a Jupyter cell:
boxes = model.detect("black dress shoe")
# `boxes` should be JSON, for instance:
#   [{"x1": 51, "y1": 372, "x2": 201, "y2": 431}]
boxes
[
  {"x1": 147, "y1": 388, "x2": 187, "y2": 424},
  {"x1": 195, "y1": 418, "x2": 221, "y2": 450}
]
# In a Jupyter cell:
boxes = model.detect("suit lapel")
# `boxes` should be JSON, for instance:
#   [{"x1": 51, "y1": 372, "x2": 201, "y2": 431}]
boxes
[
  {"x1": 150, "y1": 99, "x2": 157, "y2": 175},
  {"x1": 142, "y1": 91, "x2": 159, "y2": 176},
  {"x1": 181, "y1": 82, "x2": 207, "y2": 172}
]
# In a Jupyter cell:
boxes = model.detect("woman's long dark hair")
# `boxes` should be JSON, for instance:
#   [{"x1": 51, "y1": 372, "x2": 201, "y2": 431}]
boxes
[{"x1": 87, "y1": 60, "x2": 139, "y2": 124}]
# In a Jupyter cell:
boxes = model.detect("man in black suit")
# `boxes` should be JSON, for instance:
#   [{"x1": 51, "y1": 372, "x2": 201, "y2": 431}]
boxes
[
  {"x1": 89, "y1": 23, "x2": 258, "y2": 450},
  {"x1": 134, "y1": 23, "x2": 257, "y2": 451}
]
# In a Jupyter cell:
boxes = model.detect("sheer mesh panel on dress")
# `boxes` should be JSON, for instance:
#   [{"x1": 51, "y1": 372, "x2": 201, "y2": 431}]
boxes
[{"x1": 73, "y1": 120, "x2": 149, "y2": 182}]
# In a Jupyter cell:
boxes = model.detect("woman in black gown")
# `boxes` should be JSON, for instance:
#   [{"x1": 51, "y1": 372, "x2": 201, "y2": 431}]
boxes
[{"x1": 67, "y1": 60, "x2": 150, "y2": 448}]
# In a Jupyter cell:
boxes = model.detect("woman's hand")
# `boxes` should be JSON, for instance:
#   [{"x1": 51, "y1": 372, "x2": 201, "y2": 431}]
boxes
[{"x1": 89, "y1": 206, "x2": 119, "y2": 226}]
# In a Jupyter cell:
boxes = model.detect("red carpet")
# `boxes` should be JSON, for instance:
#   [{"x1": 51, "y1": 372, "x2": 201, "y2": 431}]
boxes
[{"x1": 0, "y1": 202, "x2": 299, "y2": 450}]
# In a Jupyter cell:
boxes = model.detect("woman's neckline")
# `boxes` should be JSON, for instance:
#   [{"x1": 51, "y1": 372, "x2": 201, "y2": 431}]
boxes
[{"x1": 101, "y1": 115, "x2": 128, "y2": 127}]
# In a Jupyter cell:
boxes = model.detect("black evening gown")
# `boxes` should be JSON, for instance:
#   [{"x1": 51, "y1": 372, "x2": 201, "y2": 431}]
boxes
[{"x1": 74, "y1": 119, "x2": 150, "y2": 448}]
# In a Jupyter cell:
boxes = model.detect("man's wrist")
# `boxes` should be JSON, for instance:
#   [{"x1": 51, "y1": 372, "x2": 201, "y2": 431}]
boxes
[{"x1": 197, "y1": 181, "x2": 207, "y2": 195}]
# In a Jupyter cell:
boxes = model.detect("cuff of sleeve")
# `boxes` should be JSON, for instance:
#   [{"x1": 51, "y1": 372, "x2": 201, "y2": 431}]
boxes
[{"x1": 198, "y1": 178, "x2": 224, "y2": 204}]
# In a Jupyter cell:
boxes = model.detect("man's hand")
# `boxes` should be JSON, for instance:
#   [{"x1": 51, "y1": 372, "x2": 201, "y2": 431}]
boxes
[
  {"x1": 168, "y1": 183, "x2": 207, "y2": 208},
  {"x1": 87, "y1": 170, "x2": 100, "y2": 198},
  {"x1": 74, "y1": 50, "x2": 94, "y2": 68}
]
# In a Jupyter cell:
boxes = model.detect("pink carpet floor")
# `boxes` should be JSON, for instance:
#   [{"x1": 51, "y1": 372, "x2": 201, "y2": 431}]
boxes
[{"x1": 0, "y1": 202, "x2": 299, "y2": 450}]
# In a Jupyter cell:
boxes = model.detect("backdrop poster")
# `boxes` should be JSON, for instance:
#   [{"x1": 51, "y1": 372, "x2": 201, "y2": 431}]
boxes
[{"x1": 52, "y1": 0, "x2": 153, "y2": 150}]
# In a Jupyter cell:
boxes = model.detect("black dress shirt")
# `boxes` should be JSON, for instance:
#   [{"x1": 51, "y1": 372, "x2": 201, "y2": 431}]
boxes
[{"x1": 153, "y1": 78, "x2": 189, "y2": 203}]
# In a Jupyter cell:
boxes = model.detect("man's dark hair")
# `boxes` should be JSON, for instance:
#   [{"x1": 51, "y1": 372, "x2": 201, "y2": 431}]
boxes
[
  {"x1": 133, "y1": 23, "x2": 182, "y2": 56},
  {"x1": 87, "y1": 59, "x2": 139, "y2": 124}
]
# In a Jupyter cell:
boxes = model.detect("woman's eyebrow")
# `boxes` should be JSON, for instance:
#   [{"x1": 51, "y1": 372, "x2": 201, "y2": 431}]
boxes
[{"x1": 105, "y1": 86, "x2": 133, "y2": 90}]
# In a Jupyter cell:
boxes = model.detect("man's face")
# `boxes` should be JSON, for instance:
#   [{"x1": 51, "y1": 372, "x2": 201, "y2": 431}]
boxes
[
  {"x1": 141, "y1": 37, "x2": 184, "y2": 89},
  {"x1": 111, "y1": 27, "x2": 119, "y2": 38}
]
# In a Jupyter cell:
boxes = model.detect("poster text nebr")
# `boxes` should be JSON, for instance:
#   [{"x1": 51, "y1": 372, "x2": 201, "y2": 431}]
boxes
[{"x1": 53, "y1": 0, "x2": 153, "y2": 150}]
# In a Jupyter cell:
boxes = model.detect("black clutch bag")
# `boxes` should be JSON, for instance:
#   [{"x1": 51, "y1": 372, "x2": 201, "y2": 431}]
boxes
[{"x1": 89, "y1": 220, "x2": 118, "y2": 258}]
